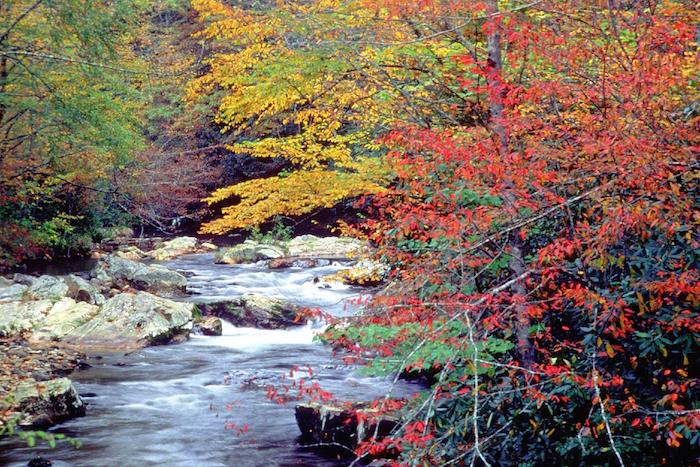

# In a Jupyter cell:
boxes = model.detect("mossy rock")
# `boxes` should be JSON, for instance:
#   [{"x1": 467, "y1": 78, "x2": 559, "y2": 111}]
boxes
[{"x1": 196, "y1": 294, "x2": 302, "y2": 329}]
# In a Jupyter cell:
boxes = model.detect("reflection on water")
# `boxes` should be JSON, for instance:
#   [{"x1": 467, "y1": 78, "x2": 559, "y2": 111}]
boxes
[
  {"x1": 14, "y1": 257, "x2": 97, "y2": 277},
  {"x1": 0, "y1": 253, "x2": 416, "y2": 467}
]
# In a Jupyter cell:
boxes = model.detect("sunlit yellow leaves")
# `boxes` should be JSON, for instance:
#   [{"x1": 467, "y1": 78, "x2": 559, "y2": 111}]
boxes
[
  {"x1": 200, "y1": 167, "x2": 387, "y2": 233},
  {"x1": 188, "y1": 0, "x2": 505, "y2": 232},
  {"x1": 187, "y1": 0, "x2": 399, "y2": 231}
]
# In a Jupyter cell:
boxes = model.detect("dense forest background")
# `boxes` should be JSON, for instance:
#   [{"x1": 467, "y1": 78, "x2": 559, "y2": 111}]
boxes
[
  {"x1": 0, "y1": 0, "x2": 293, "y2": 267},
  {"x1": 0, "y1": 0, "x2": 698, "y2": 465}
]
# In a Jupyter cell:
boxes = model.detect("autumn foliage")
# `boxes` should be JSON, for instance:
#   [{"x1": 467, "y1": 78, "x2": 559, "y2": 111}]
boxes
[
  {"x1": 0, "y1": 0, "x2": 149, "y2": 265},
  {"x1": 187, "y1": 0, "x2": 389, "y2": 232},
  {"x1": 0, "y1": 1, "x2": 223, "y2": 266},
  {"x1": 321, "y1": 1, "x2": 699, "y2": 465},
  {"x1": 1, "y1": 0, "x2": 698, "y2": 464},
  {"x1": 187, "y1": 0, "x2": 518, "y2": 233}
]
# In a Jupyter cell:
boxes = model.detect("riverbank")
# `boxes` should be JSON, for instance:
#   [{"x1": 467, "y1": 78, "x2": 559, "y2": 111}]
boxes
[
  {"x1": 0, "y1": 234, "x2": 404, "y2": 466},
  {"x1": 0, "y1": 338, "x2": 87, "y2": 430}
]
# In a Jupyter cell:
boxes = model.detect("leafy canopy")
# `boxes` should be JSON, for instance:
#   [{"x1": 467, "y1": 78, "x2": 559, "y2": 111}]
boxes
[{"x1": 188, "y1": 0, "x2": 491, "y2": 233}]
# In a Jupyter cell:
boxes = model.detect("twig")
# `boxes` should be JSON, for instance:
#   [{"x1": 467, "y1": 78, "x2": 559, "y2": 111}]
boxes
[{"x1": 590, "y1": 307, "x2": 625, "y2": 467}]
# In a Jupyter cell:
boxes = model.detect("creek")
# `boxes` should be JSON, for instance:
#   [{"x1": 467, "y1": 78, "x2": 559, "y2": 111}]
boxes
[{"x1": 0, "y1": 253, "x2": 415, "y2": 466}]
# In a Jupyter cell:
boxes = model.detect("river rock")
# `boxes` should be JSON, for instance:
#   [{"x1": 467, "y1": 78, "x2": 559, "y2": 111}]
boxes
[
  {"x1": 197, "y1": 294, "x2": 302, "y2": 329},
  {"x1": 26, "y1": 276, "x2": 69, "y2": 301},
  {"x1": 216, "y1": 235, "x2": 366, "y2": 265},
  {"x1": 63, "y1": 275, "x2": 105, "y2": 305},
  {"x1": 286, "y1": 235, "x2": 366, "y2": 258},
  {"x1": 268, "y1": 257, "x2": 318, "y2": 269},
  {"x1": 192, "y1": 316, "x2": 222, "y2": 336},
  {"x1": 11, "y1": 377, "x2": 86, "y2": 428},
  {"x1": 164, "y1": 236, "x2": 198, "y2": 250},
  {"x1": 12, "y1": 273, "x2": 37, "y2": 286},
  {"x1": 60, "y1": 291, "x2": 194, "y2": 350},
  {"x1": 0, "y1": 300, "x2": 54, "y2": 336},
  {"x1": 114, "y1": 245, "x2": 146, "y2": 261},
  {"x1": 240, "y1": 294, "x2": 301, "y2": 328},
  {"x1": 325, "y1": 260, "x2": 389, "y2": 287},
  {"x1": 91, "y1": 255, "x2": 187, "y2": 296},
  {"x1": 1, "y1": 289, "x2": 194, "y2": 350},
  {"x1": 30, "y1": 298, "x2": 100, "y2": 343},
  {"x1": 9, "y1": 274, "x2": 105, "y2": 305},
  {"x1": 214, "y1": 241, "x2": 285, "y2": 265},
  {"x1": 0, "y1": 283, "x2": 28, "y2": 302},
  {"x1": 146, "y1": 236, "x2": 199, "y2": 261},
  {"x1": 91, "y1": 255, "x2": 139, "y2": 283},
  {"x1": 131, "y1": 266, "x2": 188, "y2": 296},
  {"x1": 295, "y1": 403, "x2": 400, "y2": 454},
  {"x1": 0, "y1": 338, "x2": 87, "y2": 432},
  {"x1": 0, "y1": 338, "x2": 86, "y2": 384}
]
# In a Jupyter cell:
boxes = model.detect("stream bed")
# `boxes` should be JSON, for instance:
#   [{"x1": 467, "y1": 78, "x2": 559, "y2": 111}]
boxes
[{"x1": 0, "y1": 254, "x2": 416, "y2": 466}]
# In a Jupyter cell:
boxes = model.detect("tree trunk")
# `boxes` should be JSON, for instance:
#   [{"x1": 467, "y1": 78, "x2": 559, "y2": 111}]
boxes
[{"x1": 484, "y1": 0, "x2": 533, "y2": 363}]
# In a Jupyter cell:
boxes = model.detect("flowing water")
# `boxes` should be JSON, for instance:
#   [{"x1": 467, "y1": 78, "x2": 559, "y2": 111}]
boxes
[{"x1": 0, "y1": 253, "x2": 416, "y2": 466}]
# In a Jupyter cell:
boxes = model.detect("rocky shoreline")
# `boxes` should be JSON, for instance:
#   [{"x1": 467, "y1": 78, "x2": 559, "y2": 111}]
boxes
[
  {"x1": 0, "y1": 338, "x2": 87, "y2": 430},
  {"x1": 1, "y1": 234, "x2": 392, "y2": 461}
]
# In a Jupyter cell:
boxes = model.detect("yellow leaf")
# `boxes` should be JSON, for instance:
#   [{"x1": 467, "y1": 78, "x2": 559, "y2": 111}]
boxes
[
  {"x1": 605, "y1": 342, "x2": 615, "y2": 358},
  {"x1": 636, "y1": 291, "x2": 647, "y2": 313}
]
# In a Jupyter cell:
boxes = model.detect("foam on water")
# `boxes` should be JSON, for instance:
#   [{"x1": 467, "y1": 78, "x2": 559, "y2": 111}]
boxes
[
  {"x1": 191, "y1": 320, "x2": 324, "y2": 351},
  {"x1": 168, "y1": 253, "x2": 367, "y2": 315}
]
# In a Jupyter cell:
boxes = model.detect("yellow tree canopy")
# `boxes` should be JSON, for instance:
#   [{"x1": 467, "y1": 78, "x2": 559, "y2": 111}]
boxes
[{"x1": 187, "y1": 0, "x2": 479, "y2": 233}]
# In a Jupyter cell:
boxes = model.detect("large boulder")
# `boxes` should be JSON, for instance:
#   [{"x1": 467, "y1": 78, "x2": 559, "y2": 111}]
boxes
[
  {"x1": 91, "y1": 255, "x2": 187, "y2": 296},
  {"x1": 146, "y1": 236, "x2": 199, "y2": 261},
  {"x1": 30, "y1": 298, "x2": 100, "y2": 343},
  {"x1": 0, "y1": 283, "x2": 193, "y2": 349},
  {"x1": 162, "y1": 236, "x2": 198, "y2": 251},
  {"x1": 12, "y1": 274, "x2": 105, "y2": 305},
  {"x1": 0, "y1": 300, "x2": 54, "y2": 337},
  {"x1": 11, "y1": 273, "x2": 37, "y2": 286},
  {"x1": 286, "y1": 235, "x2": 366, "y2": 259},
  {"x1": 215, "y1": 235, "x2": 367, "y2": 266},
  {"x1": 131, "y1": 265, "x2": 188, "y2": 296},
  {"x1": 91, "y1": 255, "x2": 140, "y2": 283},
  {"x1": 239, "y1": 294, "x2": 301, "y2": 328},
  {"x1": 26, "y1": 276, "x2": 69, "y2": 301},
  {"x1": 215, "y1": 241, "x2": 285, "y2": 265},
  {"x1": 200, "y1": 242, "x2": 218, "y2": 251},
  {"x1": 0, "y1": 297, "x2": 104, "y2": 342},
  {"x1": 296, "y1": 403, "x2": 400, "y2": 455},
  {"x1": 325, "y1": 260, "x2": 389, "y2": 287},
  {"x1": 197, "y1": 294, "x2": 302, "y2": 329},
  {"x1": 61, "y1": 291, "x2": 194, "y2": 350},
  {"x1": 10, "y1": 377, "x2": 85, "y2": 428}
]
